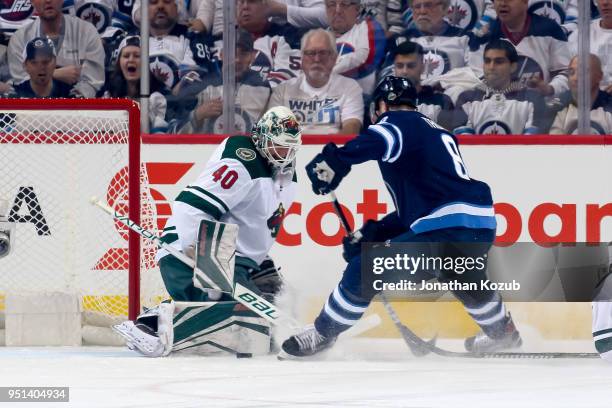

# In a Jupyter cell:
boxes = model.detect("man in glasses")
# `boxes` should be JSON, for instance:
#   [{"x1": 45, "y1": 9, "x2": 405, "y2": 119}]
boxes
[{"x1": 268, "y1": 28, "x2": 363, "y2": 134}]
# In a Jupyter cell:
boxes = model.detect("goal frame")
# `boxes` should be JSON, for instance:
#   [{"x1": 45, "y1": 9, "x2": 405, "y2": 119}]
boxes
[{"x1": 0, "y1": 98, "x2": 142, "y2": 320}]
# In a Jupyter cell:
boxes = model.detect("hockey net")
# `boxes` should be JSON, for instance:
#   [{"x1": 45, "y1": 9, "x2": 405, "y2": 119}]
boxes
[{"x1": 0, "y1": 99, "x2": 167, "y2": 345}]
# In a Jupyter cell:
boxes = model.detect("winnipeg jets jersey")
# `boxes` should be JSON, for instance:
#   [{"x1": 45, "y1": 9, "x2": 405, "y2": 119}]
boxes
[
  {"x1": 158, "y1": 136, "x2": 297, "y2": 265},
  {"x1": 468, "y1": 13, "x2": 571, "y2": 97},
  {"x1": 267, "y1": 72, "x2": 364, "y2": 134},
  {"x1": 549, "y1": 91, "x2": 612, "y2": 135},
  {"x1": 447, "y1": 0, "x2": 496, "y2": 32},
  {"x1": 452, "y1": 86, "x2": 547, "y2": 134},
  {"x1": 333, "y1": 17, "x2": 387, "y2": 96},
  {"x1": 384, "y1": 25, "x2": 469, "y2": 84},
  {"x1": 181, "y1": 70, "x2": 271, "y2": 134},
  {"x1": 333, "y1": 110, "x2": 496, "y2": 233},
  {"x1": 568, "y1": 19, "x2": 612, "y2": 91}
]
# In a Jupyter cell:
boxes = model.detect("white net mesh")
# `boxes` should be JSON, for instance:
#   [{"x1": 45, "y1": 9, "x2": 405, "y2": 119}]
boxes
[{"x1": 0, "y1": 103, "x2": 167, "y2": 321}]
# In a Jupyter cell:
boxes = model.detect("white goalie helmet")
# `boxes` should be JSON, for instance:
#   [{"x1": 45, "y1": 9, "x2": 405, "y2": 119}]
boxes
[{"x1": 252, "y1": 106, "x2": 302, "y2": 169}]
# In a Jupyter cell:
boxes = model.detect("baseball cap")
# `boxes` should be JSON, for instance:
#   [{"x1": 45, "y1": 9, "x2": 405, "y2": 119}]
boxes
[
  {"x1": 24, "y1": 37, "x2": 56, "y2": 61},
  {"x1": 117, "y1": 35, "x2": 140, "y2": 56},
  {"x1": 236, "y1": 28, "x2": 254, "y2": 52}
]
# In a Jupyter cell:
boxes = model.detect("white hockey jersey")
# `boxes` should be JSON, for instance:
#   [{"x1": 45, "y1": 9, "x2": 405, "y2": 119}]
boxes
[
  {"x1": 267, "y1": 72, "x2": 364, "y2": 134},
  {"x1": 549, "y1": 91, "x2": 612, "y2": 135},
  {"x1": 568, "y1": 19, "x2": 612, "y2": 92},
  {"x1": 468, "y1": 13, "x2": 571, "y2": 97},
  {"x1": 157, "y1": 135, "x2": 297, "y2": 266}
]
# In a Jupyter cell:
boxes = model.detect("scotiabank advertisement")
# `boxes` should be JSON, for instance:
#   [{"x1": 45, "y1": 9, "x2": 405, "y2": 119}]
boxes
[{"x1": 143, "y1": 138, "x2": 612, "y2": 300}]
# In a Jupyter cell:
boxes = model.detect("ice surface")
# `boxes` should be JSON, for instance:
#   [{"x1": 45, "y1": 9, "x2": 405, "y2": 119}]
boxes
[{"x1": 0, "y1": 338, "x2": 609, "y2": 408}]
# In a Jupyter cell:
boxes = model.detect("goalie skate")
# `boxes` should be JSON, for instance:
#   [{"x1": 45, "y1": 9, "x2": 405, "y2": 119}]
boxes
[
  {"x1": 113, "y1": 321, "x2": 165, "y2": 357},
  {"x1": 465, "y1": 314, "x2": 522, "y2": 353},
  {"x1": 278, "y1": 325, "x2": 336, "y2": 360}
]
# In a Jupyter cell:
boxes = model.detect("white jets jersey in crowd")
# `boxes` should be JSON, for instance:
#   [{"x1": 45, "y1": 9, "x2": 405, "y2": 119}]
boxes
[
  {"x1": 527, "y1": 0, "x2": 578, "y2": 33},
  {"x1": 468, "y1": 13, "x2": 571, "y2": 97},
  {"x1": 593, "y1": 270, "x2": 612, "y2": 362},
  {"x1": 549, "y1": 91, "x2": 612, "y2": 135},
  {"x1": 453, "y1": 85, "x2": 546, "y2": 134},
  {"x1": 333, "y1": 17, "x2": 387, "y2": 96},
  {"x1": 213, "y1": 23, "x2": 303, "y2": 88},
  {"x1": 148, "y1": 27, "x2": 196, "y2": 89},
  {"x1": 180, "y1": 70, "x2": 271, "y2": 134},
  {"x1": 446, "y1": 0, "x2": 496, "y2": 33},
  {"x1": 267, "y1": 72, "x2": 364, "y2": 134},
  {"x1": 157, "y1": 135, "x2": 297, "y2": 266},
  {"x1": 568, "y1": 19, "x2": 612, "y2": 91}
]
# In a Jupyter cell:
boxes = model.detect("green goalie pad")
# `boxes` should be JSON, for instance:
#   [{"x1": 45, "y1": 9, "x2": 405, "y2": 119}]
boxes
[
  {"x1": 193, "y1": 219, "x2": 238, "y2": 295},
  {"x1": 171, "y1": 301, "x2": 271, "y2": 356}
]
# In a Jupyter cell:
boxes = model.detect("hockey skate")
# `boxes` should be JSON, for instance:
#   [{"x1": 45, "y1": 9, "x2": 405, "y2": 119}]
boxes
[
  {"x1": 465, "y1": 314, "x2": 522, "y2": 353},
  {"x1": 278, "y1": 325, "x2": 337, "y2": 360},
  {"x1": 113, "y1": 321, "x2": 165, "y2": 357}
]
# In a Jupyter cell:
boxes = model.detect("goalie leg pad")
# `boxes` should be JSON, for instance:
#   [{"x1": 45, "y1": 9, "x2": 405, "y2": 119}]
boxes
[{"x1": 171, "y1": 301, "x2": 271, "y2": 356}]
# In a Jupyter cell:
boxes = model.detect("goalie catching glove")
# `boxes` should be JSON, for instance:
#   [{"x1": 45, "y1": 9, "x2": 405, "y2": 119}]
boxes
[{"x1": 305, "y1": 143, "x2": 351, "y2": 195}]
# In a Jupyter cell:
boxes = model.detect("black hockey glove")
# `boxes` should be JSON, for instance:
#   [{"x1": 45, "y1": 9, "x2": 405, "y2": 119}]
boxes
[
  {"x1": 305, "y1": 143, "x2": 351, "y2": 195},
  {"x1": 342, "y1": 220, "x2": 382, "y2": 263},
  {"x1": 251, "y1": 257, "x2": 284, "y2": 300}
]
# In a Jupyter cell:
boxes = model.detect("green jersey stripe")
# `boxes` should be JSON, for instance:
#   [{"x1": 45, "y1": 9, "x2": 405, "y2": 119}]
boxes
[
  {"x1": 176, "y1": 191, "x2": 222, "y2": 220},
  {"x1": 187, "y1": 185, "x2": 230, "y2": 212}
]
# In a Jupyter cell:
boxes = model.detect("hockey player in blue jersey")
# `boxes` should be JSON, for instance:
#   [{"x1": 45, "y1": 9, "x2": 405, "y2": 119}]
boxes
[{"x1": 279, "y1": 75, "x2": 522, "y2": 359}]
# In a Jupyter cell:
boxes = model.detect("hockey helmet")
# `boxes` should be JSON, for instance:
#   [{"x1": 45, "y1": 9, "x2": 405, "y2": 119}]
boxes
[
  {"x1": 372, "y1": 75, "x2": 418, "y2": 109},
  {"x1": 252, "y1": 106, "x2": 302, "y2": 169}
]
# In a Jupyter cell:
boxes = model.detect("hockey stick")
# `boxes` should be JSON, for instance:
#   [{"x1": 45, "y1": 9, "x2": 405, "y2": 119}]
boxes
[
  {"x1": 327, "y1": 191, "x2": 436, "y2": 356},
  {"x1": 90, "y1": 197, "x2": 292, "y2": 327},
  {"x1": 381, "y1": 292, "x2": 599, "y2": 359}
]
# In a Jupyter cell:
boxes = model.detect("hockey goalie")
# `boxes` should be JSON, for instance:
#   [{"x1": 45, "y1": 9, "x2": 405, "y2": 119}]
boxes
[{"x1": 114, "y1": 106, "x2": 302, "y2": 357}]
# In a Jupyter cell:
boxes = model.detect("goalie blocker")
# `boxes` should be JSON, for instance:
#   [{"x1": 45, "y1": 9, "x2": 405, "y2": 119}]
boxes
[{"x1": 114, "y1": 219, "x2": 283, "y2": 357}]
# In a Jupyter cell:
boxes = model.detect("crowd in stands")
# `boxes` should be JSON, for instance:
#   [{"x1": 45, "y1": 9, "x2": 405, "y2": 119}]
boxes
[{"x1": 0, "y1": 0, "x2": 610, "y2": 135}]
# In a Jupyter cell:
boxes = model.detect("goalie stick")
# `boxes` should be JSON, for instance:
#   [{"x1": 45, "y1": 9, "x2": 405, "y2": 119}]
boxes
[
  {"x1": 90, "y1": 197, "x2": 290, "y2": 327},
  {"x1": 328, "y1": 191, "x2": 436, "y2": 356}
]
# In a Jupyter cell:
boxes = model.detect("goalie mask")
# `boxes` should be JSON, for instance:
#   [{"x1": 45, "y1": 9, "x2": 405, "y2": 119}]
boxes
[{"x1": 252, "y1": 106, "x2": 302, "y2": 169}]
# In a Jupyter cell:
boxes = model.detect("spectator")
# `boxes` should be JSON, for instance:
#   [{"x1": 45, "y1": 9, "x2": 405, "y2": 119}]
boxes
[
  {"x1": 180, "y1": 29, "x2": 271, "y2": 134},
  {"x1": 550, "y1": 54, "x2": 612, "y2": 135},
  {"x1": 326, "y1": 0, "x2": 386, "y2": 97},
  {"x1": 267, "y1": 0, "x2": 328, "y2": 28},
  {"x1": 387, "y1": 40, "x2": 454, "y2": 128},
  {"x1": 381, "y1": 0, "x2": 470, "y2": 84},
  {"x1": 453, "y1": 39, "x2": 548, "y2": 134},
  {"x1": 468, "y1": 0, "x2": 571, "y2": 98},
  {"x1": 8, "y1": 0, "x2": 105, "y2": 97},
  {"x1": 146, "y1": 0, "x2": 218, "y2": 95},
  {"x1": 105, "y1": 35, "x2": 171, "y2": 132},
  {"x1": 226, "y1": 0, "x2": 304, "y2": 88},
  {"x1": 568, "y1": 0, "x2": 612, "y2": 93},
  {"x1": 10, "y1": 37, "x2": 72, "y2": 97},
  {"x1": 268, "y1": 28, "x2": 363, "y2": 134}
]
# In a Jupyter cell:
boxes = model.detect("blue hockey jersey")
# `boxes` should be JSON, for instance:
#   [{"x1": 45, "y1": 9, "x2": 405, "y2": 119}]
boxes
[{"x1": 335, "y1": 110, "x2": 497, "y2": 234}]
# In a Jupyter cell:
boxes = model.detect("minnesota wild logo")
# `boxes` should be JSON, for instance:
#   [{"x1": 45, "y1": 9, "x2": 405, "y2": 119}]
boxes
[{"x1": 267, "y1": 203, "x2": 285, "y2": 238}]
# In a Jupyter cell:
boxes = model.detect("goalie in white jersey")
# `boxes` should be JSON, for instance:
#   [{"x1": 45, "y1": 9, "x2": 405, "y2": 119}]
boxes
[{"x1": 114, "y1": 106, "x2": 302, "y2": 358}]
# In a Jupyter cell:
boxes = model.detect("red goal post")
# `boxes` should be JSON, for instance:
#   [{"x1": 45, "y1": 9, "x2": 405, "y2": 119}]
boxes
[{"x1": 0, "y1": 98, "x2": 162, "y2": 322}]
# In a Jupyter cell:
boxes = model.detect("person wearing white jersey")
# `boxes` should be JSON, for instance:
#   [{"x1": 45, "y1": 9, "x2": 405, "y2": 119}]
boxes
[
  {"x1": 114, "y1": 106, "x2": 302, "y2": 358},
  {"x1": 268, "y1": 29, "x2": 363, "y2": 134},
  {"x1": 568, "y1": 0, "x2": 612, "y2": 93},
  {"x1": 8, "y1": 0, "x2": 105, "y2": 97}
]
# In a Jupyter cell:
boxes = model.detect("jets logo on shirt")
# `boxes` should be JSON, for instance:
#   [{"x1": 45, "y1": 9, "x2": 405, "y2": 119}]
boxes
[
  {"x1": 478, "y1": 120, "x2": 512, "y2": 135},
  {"x1": 0, "y1": 0, "x2": 33, "y2": 22},
  {"x1": 528, "y1": 2, "x2": 566, "y2": 25},
  {"x1": 77, "y1": 3, "x2": 111, "y2": 33},
  {"x1": 422, "y1": 49, "x2": 451, "y2": 79},
  {"x1": 566, "y1": 120, "x2": 607, "y2": 135},
  {"x1": 446, "y1": 0, "x2": 477, "y2": 30},
  {"x1": 267, "y1": 203, "x2": 285, "y2": 238},
  {"x1": 514, "y1": 55, "x2": 545, "y2": 87},
  {"x1": 150, "y1": 55, "x2": 178, "y2": 88}
]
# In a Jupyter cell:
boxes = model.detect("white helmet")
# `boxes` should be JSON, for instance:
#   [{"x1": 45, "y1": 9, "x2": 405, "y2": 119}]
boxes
[{"x1": 252, "y1": 106, "x2": 302, "y2": 169}]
